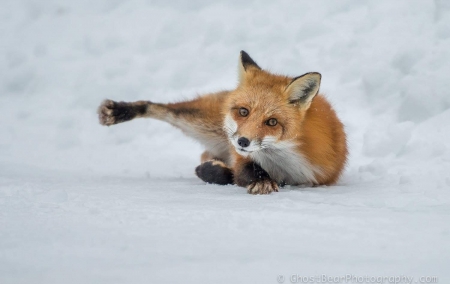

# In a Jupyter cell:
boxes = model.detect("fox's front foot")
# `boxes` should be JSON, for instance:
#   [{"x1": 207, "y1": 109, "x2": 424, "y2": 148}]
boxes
[
  {"x1": 234, "y1": 159, "x2": 279, "y2": 195},
  {"x1": 98, "y1": 99, "x2": 148, "y2": 126},
  {"x1": 195, "y1": 160, "x2": 233, "y2": 185},
  {"x1": 98, "y1": 99, "x2": 126, "y2": 126},
  {"x1": 247, "y1": 179, "x2": 279, "y2": 195}
]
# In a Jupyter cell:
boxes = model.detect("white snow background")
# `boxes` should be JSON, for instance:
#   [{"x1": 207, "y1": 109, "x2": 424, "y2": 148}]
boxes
[{"x1": 1, "y1": 0, "x2": 450, "y2": 283}]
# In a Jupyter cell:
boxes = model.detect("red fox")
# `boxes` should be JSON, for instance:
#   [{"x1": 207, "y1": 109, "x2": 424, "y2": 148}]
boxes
[{"x1": 98, "y1": 51, "x2": 347, "y2": 194}]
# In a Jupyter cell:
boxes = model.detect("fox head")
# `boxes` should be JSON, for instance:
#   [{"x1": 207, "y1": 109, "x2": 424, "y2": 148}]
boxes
[{"x1": 224, "y1": 51, "x2": 321, "y2": 157}]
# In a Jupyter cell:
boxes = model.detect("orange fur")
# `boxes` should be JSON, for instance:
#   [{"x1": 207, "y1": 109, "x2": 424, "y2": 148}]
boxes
[{"x1": 300, "y1": 95, "x2": 348, "y2": 184}]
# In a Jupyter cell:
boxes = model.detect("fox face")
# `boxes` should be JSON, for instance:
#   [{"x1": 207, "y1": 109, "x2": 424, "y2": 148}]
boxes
[
  {"x1": 223, "y1": 51, "x2": 321, "y2": 158},
  {"x1": 224, "y1": 101, "x2": 287, "y2": 157}
]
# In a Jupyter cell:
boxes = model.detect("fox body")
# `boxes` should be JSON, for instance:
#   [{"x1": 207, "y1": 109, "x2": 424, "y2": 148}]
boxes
[{"x1": 98, "y1": 51, "x2": 347, "y2": 194}]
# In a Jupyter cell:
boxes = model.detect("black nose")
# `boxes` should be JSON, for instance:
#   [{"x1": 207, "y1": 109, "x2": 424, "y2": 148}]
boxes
[{"x1": 237, "y1": 137, "x2": 250, "y2": 148}]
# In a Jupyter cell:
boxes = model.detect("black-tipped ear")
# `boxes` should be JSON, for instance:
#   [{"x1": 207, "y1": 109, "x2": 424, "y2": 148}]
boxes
[
  {"x1": 285, "y1": 72, "x2": 321, "y2": 110},
  {"x1": 240, "y1": 51, "x2": 261, "y2": 71},
  {"x1": 238, "y1": 51, "x2": 261, "y2": 84}
]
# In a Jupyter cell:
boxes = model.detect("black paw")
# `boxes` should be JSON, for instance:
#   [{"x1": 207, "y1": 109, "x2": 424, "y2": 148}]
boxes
[
  {"x1": 195, "y1": 160, "x2": 233, "y2": 185},
  {"x1": 98, "y1": 100, "x2": 146, "y2": 126}
]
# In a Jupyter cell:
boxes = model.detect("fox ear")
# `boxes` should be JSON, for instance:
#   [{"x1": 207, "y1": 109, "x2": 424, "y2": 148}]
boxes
[
  {"x1": 238, "y1": 50, "x2": 261, "y2": 83},
  {"x1": 285, "y1": 72, "x2": 321, "y2": 110}
]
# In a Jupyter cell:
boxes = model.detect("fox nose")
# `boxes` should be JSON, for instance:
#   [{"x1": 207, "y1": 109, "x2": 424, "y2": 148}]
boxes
[{"x1": 237, "y1": 137, "x2": 250, "y2": 148}]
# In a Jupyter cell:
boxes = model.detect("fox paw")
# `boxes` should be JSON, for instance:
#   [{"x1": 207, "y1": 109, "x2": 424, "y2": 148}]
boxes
[
  {"x1": 247, "y1": 179, "x2": 279, "y2": 195},
  {"x1": 195, "y1": 160, "x2": 233, "y2": 185},
  {"x1": 98, "y1": 100, "x2": 146, "y2": 126},
  {"x1": 98, "y1": 99, "x2": 122, "y2": 126}
]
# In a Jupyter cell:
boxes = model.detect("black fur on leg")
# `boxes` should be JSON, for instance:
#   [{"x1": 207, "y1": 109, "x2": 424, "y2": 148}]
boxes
[
  {"x1": 234, "y1": 162, "x2": 271, "y2": 187},
  {"x1": 195, "y1": 160, "x2": 233, "y2": 185},
  {"x1": 234, "y1": 161, "x2": 279, "y2": 194}
]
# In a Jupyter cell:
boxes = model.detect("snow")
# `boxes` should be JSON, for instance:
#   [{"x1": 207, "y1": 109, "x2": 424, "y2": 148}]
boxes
[{"x1": 1, "y1": 0, "x2": 450, "y2": 283}]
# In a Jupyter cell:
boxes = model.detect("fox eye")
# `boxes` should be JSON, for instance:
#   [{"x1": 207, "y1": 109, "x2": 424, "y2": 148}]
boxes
[
  {"x1": 266, "y1": 118, "x2": 277, "y2": 126},
  {"x1": 239, "y1": 107, "x2": 249, "y2": 117}
]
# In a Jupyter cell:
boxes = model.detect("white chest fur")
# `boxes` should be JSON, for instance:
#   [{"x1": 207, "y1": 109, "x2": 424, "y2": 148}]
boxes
[{"x1": 250, "y1": 144, "x2": 321, "y2": 185}]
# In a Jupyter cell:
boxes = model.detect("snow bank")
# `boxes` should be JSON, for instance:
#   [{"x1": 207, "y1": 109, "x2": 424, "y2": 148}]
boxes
[{"x1": 1, "y1": 0, "x2": 449, "y2": 283}]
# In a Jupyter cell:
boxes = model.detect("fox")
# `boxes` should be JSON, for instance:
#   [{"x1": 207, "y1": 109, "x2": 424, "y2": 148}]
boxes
[{"x1": 98, "y1": 51, "x2": 347, "y2": 194}]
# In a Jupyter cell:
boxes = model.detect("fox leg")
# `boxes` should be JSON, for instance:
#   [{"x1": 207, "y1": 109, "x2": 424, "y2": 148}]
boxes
[
  {"x1": 195, "y1": 159, "x2": 233, "y2": 185},
  {"x1": 98, "y1": 94, "x2": 231, "y2": 163},
  {"x1": 195, "y1": 151, "x2": 234, "y2": 185},
  {"x1": 233, "y1": 155, "x2": 279, "y2": 194},
  {"x1": 98, "y1": 99, "x2": 211, "y2": 127}
]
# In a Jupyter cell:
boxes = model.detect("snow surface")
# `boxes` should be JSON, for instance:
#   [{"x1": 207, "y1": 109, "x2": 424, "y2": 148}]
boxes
[{"x1": 1, "y1": 0, "x2": 450, "y2": 283}]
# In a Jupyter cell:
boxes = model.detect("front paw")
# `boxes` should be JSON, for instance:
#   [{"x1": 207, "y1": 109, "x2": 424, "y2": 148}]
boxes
[
  {"x1": 195, "y1": 160, "x2": 233, "y2": 185},
  {"x1": 98, "y1": 99, "x2": 121, "y2": 126},
  {"x1": 98, "y1": 99, "x2": 142, "y2": 126},
  {"x1": 247, "y1": 180, "x2": 279, "y2": 195}
]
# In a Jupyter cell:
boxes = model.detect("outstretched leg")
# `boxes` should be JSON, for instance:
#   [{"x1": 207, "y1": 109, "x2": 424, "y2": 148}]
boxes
[
  {"x1": 98, "y1": 91, "x2": 229, "y2": 129},
  {"x1": 97, "y1": 91, "x2": 231, "y2": 162}
]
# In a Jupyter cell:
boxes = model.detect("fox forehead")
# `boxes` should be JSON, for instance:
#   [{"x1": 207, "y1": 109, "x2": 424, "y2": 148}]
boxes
[
  {"x1": 230, "y1": 75, "x2": 293, "y2": 114},
  {"x1": 228, "y1": 91, "x2": 292, "y2": 117}
]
